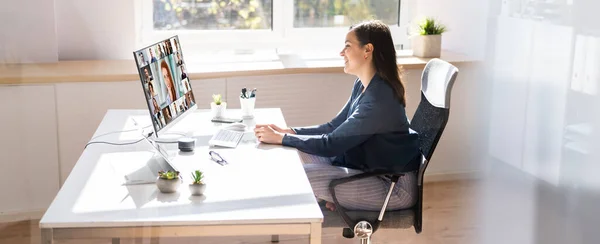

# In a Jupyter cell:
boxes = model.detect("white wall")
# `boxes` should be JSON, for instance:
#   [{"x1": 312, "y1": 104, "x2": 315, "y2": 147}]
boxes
[
  {"x1": 0, "y1": 0, "x2": 58, "y2": 63},
  {"x1": 0, "y1": 0, "x2": 136, "y2": 62},
  {"x1": 413, "y1": 0, "x2": 490, "y2": 60},
  {"x1": 55, "y1": 0, "x2": 136, "y2": 60}
]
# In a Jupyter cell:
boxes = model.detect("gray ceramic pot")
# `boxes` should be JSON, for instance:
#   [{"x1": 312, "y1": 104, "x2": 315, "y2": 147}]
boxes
[
  {"x1": 189, "y1": 183, "x2": 206, "y2": 196},
  {"x1": 156, "y1": 178, "x2": 181, "y2": 193}
]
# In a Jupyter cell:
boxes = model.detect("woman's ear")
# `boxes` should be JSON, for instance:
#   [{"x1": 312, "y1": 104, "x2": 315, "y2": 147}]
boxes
[{"x1": 364, "y1": 43, "x2": 374, "y2": 55}]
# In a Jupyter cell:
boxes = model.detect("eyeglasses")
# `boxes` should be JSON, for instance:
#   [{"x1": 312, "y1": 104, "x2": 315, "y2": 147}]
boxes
[{"x1": 209, "y1": 151, "x2": 227, "y2": 166}]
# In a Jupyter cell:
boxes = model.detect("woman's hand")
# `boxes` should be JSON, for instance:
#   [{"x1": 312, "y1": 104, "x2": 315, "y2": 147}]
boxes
[
  {"x1": 255, "y1": 124, "x2": 296, "y2": 134},
  {"x1": 254, "y1": 125, "x2": 285, "y2": 144}
]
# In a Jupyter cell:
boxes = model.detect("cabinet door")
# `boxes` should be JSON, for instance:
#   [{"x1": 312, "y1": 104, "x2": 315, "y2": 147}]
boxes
[
  {"x1": 570, "y1": 35, "x2": 588, "y2": 93},
  {"x1": 522, "y1": 22, "x2": 573, "y2": 186},
  {"x1": 583, "y1": 36, "x2": 600, "y2": 95},
  {"x1": 0, "y1": 85, "x2": 59, "y2": 214},
  {"x1": 488, "y1": 16, "x2": 535, "y2": 170}
]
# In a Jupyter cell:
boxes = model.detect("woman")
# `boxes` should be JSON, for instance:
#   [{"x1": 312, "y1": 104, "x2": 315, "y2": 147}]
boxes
[
  {"x1": 254, "y1": 20, "x2": 420, "y2": 212},
  {"x1": 160, "y1": 60, "x2": 177, "y2": 104}
]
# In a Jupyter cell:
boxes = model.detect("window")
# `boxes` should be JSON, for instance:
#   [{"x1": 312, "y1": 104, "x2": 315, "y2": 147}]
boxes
[
  {"x1": 153, "y1": 0, "x2": 273, "y2": 31},
  {"x1": 293, "y1": 0, "x2": 401, "y2": 28},
  {"x1": 138, "y1": 1, "x2": 410, "y2": 54}
]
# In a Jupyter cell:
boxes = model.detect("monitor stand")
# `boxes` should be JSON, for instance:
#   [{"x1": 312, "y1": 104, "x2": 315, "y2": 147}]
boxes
[{"x1": 113, "y1": 130, "x2": 181, "y2": 185}]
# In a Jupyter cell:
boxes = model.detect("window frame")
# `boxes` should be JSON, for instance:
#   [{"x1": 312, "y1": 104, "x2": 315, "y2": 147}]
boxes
[{"x1": 136, "y1": 0, "x2": 411, "y2": 53}]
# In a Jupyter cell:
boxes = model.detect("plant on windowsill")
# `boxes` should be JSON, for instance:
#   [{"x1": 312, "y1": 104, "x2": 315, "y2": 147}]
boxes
[
  {"x1": 189, "y1": 170, "x2": 206, "y2": 196},
  {"x1": 211, "y1": 94, "x2": 227, "y2": 119},
  {"x1": 410, "y1": 17, "x2": 447, "y2": 58},
  {"x1": 156, "y1": 170, "x2": 182, "y2": 193}
]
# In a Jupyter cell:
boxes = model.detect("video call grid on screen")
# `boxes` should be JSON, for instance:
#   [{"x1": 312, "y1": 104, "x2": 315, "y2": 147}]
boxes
[{"x1": 134, "y1": 35, "x2": 196, "y2": 135}]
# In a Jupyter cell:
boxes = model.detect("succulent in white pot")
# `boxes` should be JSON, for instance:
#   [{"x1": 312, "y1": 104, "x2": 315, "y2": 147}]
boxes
[
  {"x1": 411, "y1": 17, "x2": 447, "y2": 58},
  {"x1": 189, "y1": 170, "x2": 206, "y2": 196},
  {"x1": 156, "y1": 170, "x2": 182, "y2": 193},
  {"x1": 210, "y1": 94, "x2": 227, "y2": 118}
]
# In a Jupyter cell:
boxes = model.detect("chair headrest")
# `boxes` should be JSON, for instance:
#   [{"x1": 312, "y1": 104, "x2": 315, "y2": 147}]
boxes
[{"x1": 421, "y1": 59, "x2": 459, "y2": 109}]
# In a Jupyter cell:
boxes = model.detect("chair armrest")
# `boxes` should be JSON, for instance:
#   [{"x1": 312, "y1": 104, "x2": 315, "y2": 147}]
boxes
[{"x1": 329, "y1": 171, "x2": 401, "y2": 189}]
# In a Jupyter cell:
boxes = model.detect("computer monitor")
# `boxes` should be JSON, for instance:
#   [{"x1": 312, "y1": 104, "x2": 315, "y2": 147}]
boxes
[{"x1": 133, "y1": 35, "x2": 197, "y2": 137}]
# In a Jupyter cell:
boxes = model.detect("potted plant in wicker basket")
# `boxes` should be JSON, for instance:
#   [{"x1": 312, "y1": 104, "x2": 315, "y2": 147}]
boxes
[
  {"x1": 156, "y1": 170, "x2": 181, "y2": 193},
  {"x1": 189, "y1": 170, "x2": 206, "y2": 196}
]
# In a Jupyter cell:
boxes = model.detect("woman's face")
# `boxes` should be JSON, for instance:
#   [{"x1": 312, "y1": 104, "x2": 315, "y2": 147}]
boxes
[
  {"x1": 152, "y1": 98, "x2": 159, "y2": 111},
  {"x1": 149, "y1": 83, "x2": 155, "y2": 95},
  {"x1": 162, "y1": 67, "x2": 171, "y2": 86},
  {"x1": 340, "y1": 30, "x2": 368, "y2": 75},
  {"x1": 162, "y1": 67, "x2": 175, "y2": 98}
]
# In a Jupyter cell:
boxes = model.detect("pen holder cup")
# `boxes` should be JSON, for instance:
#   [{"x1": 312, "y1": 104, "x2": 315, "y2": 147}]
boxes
[{"x1": 240, "y1": 97, "x2": 256, "y2": 119}]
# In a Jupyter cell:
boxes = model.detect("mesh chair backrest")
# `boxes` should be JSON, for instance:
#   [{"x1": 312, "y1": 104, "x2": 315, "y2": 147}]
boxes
[
  {"x1": 411, "y1": 93, "x2": 450, "y2": 161},
  {"x1": 409, "y1": 59, "x2": 458, "y2": 185}
]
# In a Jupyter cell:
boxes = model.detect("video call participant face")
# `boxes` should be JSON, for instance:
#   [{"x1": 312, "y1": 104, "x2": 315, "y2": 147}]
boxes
[
  {"x1": 138, "y1": 53, "x2": 146, "y2": 64},
  {"x1": 148, "y1": 81, "x2": 155, "y2": 96},
  {"x1": 173, "y1": 38, "x2": 181, "y2": 53},
  {"x1": 152, "y1": 97, "x2": 160, "y2": 113},
  {"x1": 144, "y1": 67, "x2": 151, "y2": 80},
  {"x1": 148, "y1": 48, "x2": 155, "y2": 60},
  {"x1": 176, "y1": 52, "x2": 182, "y2": 64},
  {"x1": 163, "y1": 107, "x2": 172, "y2": 122},
  {"x1": 161, "y1": 60, "x2": 177, "y2": 102}
]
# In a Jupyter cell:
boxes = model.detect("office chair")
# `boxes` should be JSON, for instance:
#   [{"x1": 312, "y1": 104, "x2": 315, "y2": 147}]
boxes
[{"x1": 322, "y1": 58, "x2": 459, "y2": 244}]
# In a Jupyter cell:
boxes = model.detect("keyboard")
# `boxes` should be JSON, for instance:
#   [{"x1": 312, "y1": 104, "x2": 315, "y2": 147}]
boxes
[{"x1": 209, "y1": 129, "x2": 244, "y2": 148}]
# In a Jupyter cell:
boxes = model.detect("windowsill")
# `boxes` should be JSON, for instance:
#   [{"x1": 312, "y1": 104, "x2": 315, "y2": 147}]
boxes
[{"x1": 0, "y1": 50, "x2": 477, "y2": 85}]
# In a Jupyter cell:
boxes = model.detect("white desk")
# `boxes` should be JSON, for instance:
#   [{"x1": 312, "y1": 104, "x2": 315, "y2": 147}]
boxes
[{"x1": 39, "y1": 108, "x2": 323, "y2": 244}]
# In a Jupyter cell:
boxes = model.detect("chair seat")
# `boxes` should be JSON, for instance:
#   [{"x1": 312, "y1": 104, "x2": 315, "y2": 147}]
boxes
[{"x1": 320, "y1": 203, "x2": 415, "y2": 229}]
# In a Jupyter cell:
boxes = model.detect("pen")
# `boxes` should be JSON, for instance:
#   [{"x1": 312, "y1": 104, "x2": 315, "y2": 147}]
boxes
[{"x1": 241, "y1": 87, "x2": 247, "y2": 98}]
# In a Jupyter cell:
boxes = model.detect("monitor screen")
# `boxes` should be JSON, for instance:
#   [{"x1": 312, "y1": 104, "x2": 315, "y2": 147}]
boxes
[{"x1": 133, "y1": 35, "x2": 196, "y2": 135}]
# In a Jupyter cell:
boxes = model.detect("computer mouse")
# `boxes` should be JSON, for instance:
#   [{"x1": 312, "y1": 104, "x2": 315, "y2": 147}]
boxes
[{"x1": 225, "y1": 123, "x2": 247, "y2": 132}]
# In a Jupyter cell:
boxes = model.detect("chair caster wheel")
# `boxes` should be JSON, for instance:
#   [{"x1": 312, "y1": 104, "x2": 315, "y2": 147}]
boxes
[
  {"x1": 354, "y1": 221, "x2": 373, "y2": 244},
  {"x1": 342, "y1": 228, "x2": 355, "y2": 238}
]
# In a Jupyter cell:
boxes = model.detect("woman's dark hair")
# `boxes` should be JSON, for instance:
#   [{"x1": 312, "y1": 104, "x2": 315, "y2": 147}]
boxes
[{"x1": 350, "y1": 20, "x2": 406, "y2": 106}]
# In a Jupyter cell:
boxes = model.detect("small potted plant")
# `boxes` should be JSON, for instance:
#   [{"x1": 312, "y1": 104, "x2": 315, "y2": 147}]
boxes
[
  {"x1": 156, "y1": 170, "x2": 181, "y2": 193},
  {"x1": 189, "y1": 170, "x2": 206, "y2": 196},
  {"x1": 411, "y1": 17, "x2": 447, "y2": 58},
  {"x1": 211, "y1": 94, "x2": 227, "y2": 118}
]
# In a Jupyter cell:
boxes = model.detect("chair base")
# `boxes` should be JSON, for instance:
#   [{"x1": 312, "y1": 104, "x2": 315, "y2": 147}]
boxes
[{"x1": 320, "y1": 204, "x2": 415, "y2": 230}]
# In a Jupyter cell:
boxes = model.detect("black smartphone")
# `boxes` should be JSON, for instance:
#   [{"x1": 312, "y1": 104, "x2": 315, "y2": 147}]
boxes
[{"x1": 211, "y1": 117, "x2": 243, "y2": 123}]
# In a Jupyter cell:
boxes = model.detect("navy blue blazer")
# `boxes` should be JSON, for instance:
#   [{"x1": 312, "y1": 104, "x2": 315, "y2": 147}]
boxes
[{"x1": 282, "y1": 74, "x2": 421, "y2": 173}]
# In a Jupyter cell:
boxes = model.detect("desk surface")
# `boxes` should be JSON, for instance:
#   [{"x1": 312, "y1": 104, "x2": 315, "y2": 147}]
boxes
[{"x1": 39, "y1": 108, "x2": 323, "y2": 228}]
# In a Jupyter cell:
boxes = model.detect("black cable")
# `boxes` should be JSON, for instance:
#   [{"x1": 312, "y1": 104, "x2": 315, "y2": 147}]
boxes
[
  {"x1": 84, "y1": 138, "x2": 145, "y2": 149},
  {"x1": 154, "y1": 140, "x2": 179, "y2": 144},
  {"x1": 84, "y1": 128, "x2": 186, "y2": 149},
  {"x1": 89, "y1": 125, "x2": 153, "y2": 141},
  {"x1": 163, "y1": 132, "x2": 188, "y2": 136},
  {"x1": 84, "y1": 129, "x2": 152, "y2": 149}
]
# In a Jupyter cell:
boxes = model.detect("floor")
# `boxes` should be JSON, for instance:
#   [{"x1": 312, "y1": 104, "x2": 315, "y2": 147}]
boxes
[
  {"x1": 10, "y1": 158, "x2": 600, "y2": 244},
  {"x1": 0, "y1": 179, "x2": 480, "y2": 244}
]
